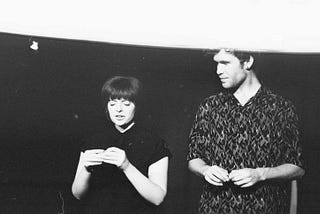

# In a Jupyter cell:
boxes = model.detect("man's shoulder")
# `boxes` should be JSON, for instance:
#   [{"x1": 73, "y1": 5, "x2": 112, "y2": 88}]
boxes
[
  {"x1": 201, "y1": 92, "x2": 228, "y2": 105},
  {"x1": 261, "y1": 87, "x2": 296, "y2": 109}
]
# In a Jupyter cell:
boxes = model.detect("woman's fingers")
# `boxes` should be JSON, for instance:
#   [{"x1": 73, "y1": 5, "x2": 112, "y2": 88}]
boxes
[
  {"x1": 85, "y1": 149, "x2": 105, "y2": 154},
  {"x1": 81, "y1": 150, "x2": 106, "y2": 167},
  {"x1": 102, "y1": 147, "x2": 129, "y2": 170}
]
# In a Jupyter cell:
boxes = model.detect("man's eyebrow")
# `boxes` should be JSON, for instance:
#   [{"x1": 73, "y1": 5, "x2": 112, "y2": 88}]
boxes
[{"x1": 217, "y1": 60, "x2": 229, "y2": 64}]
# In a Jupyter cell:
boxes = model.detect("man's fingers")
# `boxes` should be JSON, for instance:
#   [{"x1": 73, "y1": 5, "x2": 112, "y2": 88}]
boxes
[
  {"x1": 203, "y1": 166, "x2": 229, "y2": 184},
  {"x1": 228, "y1": 170, "x2": 240, "y2": 180},
  {"x1": 233, "y1": 177, "x2": 251, "y2": 186},
  {"x1": 214, "y1": 172, "x2": 229, "y2": 182},
  {"x1": 206, "y1": 172, "x2": 223, "y2": 183},
  {"x1": 204, "y1": 175, "x2": 223, "y2": 186},
  {"x1": 211, "y1": 167, "x2": 229, "y2": 182},
  {"x1": 241, "y1": 182, "x2": 254, "y2": 188},
  {"x1": 230, "y1": 174, "x2": 245, "y2": 182},
  {"x1": 229, "y1": 170, "x2": 247, "y2": 181}
]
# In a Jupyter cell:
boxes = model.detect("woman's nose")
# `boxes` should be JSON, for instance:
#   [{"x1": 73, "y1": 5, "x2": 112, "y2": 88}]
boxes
[{"x1": 116, "y1": 103, "x2": 123, "y2": 112}]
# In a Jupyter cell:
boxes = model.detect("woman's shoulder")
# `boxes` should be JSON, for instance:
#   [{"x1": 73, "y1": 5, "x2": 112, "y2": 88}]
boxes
[
  {"x1": 131, "y1": 125, "x2": 165, "y2": 143},
  {"x1": 132, "y1": 125, "x2": 172, "y2": 160}
]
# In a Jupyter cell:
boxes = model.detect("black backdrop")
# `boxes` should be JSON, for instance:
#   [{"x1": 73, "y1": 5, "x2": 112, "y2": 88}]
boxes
[{"x1": 0, "y1": 33, "x2": 319, "y2": 214}]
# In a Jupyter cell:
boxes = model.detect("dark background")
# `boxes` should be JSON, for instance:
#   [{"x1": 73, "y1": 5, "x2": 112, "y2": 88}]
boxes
[{"x1": 0, "y1": 32, "x2": 319, "y2": 213}]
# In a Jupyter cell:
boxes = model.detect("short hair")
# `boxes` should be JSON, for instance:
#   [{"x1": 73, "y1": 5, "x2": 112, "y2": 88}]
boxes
[
  {"x1": 227, "y1": 49, "x2": 259, "y2": 71},
  {"x1": 101, "y1": 76, "x2": 141, "y2": 109},
  {"x1": 226, "y1": 49, "x2": 252, "y2": 64},
  {"x1": 206, "y1": 48, "x2": 258, "y2": 70}
]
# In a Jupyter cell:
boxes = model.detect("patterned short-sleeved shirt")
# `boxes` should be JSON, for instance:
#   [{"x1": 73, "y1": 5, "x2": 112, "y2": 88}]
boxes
[{"x1": 188, "y1": 87, "x2": 303, "y2": 214}]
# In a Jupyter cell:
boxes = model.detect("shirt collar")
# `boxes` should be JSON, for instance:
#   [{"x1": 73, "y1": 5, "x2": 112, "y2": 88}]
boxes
[{"x1": 115, "y1": 122, "x2": 135, "y2": 133}]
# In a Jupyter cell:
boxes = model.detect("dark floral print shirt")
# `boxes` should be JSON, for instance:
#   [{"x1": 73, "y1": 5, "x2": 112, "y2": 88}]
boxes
[{"x1": 188, "y1": 87, "x2": 303, "y2": 214}]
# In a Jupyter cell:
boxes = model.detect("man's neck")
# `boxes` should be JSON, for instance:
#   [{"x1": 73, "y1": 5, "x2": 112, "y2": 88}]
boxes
[{"x1": 233, "y1": 73, "x2": 261, "y2": 106}]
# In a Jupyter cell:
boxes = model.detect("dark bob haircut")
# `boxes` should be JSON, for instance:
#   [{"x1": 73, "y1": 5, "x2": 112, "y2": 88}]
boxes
[{"x1": 101, "y1": 76, "x2": 141, "y2": 109}]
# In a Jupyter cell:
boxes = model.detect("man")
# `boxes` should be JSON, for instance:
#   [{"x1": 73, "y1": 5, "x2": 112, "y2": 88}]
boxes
[{"x1": 187, "y1": 48, "x2": 304, "y2": 214}]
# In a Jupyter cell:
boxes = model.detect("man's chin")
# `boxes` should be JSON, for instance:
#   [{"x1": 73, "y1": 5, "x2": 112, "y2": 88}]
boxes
[{"x1": 221, "y1": 84, "x2": 230, "y2": 89}]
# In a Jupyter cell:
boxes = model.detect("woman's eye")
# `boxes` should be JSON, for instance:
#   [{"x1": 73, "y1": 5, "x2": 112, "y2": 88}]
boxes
[
  {"x1": 123, "y1": 102, "x2": 131, "y2": 106},
  {"x1": 109, "y1": 102, "x2": 116, "y2": 106}
]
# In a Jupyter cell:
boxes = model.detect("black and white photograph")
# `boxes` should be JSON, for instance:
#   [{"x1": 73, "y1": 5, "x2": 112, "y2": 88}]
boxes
[{"x1": 0, "y1": 1, "x2": 319, "y2": 214}]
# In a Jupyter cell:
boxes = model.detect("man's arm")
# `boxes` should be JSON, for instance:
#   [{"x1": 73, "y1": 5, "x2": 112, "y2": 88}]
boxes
[
  {"x1": 188, "y1": 158, "x2": 209, "y2": 177},
  {"x1": 188, "y1": 158, "x2": 229, "y2": 186},
  {"x1": 257, "y1": 163, "x2": 304, "y2": 181},
  {"x1": 229, "y1": 163, "x2": 304, "y2": 188}
]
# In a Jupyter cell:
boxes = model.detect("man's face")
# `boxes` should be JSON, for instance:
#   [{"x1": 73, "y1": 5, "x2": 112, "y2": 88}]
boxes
[{"x1": 213, "y1": 49, "x2": 247, "y2": 89}]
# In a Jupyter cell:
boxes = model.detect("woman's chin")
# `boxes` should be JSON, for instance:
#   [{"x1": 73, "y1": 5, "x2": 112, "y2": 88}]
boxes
[{"x1": 114, "y1": 122, "x2": 126, "y2": 127}]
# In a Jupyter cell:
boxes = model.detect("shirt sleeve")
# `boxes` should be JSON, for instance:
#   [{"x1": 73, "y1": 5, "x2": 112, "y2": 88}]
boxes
[
  {"x1": 187, "y1": 100, "x2": 211, "y2": 162},
  {"x1": 148, "y1": 136, "x2": 172, "y2": 165},
  {"x1": 277, "y1": 102, "x2": 304, "y2": 168}
]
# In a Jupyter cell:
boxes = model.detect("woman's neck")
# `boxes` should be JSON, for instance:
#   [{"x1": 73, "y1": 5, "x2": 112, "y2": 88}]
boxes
[{"x1": 115, "y1": 121, "x2": 135, "y2": 133}]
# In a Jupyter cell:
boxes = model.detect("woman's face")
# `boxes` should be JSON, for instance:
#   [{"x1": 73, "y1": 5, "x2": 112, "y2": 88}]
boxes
[{"x1": 107, "y1": 98, "x2": 135, "y2": 126}]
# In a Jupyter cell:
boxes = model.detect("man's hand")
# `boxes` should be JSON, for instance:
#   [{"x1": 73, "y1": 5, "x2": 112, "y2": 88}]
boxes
[
  {"x1": 229, "y1": 168, "x2": 266, "y2": 188},
  {"x1": 202, "y1": 165, "x2": 230, "y2": 186}
]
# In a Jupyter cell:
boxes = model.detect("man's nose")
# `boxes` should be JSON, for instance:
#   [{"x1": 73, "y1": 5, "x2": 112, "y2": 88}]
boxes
[{"x1": 216, "y1": 64, "x2": 223, "y2": 75}]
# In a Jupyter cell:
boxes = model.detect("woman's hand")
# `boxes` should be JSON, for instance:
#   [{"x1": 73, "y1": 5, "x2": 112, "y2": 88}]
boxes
[
  {"x1": 81, "y1": 149, "x2": 105, "y2": 171},
  {"x1": 101, "y1": 147, "x2": 130, "y2": 170}
]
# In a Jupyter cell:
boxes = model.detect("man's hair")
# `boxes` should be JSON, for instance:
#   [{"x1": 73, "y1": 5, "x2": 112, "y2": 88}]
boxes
[
  {"x1": 101, "y1": 76, "x2": 141, "y2": 109},
  {"x1": 226, "y1": 49, "x2": 252, "y2": 64},
  {"x1": 205, "y1": 48, "x2": 258, "y2": 69}
]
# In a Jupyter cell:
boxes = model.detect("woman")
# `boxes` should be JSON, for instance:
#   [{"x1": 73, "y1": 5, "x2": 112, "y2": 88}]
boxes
[{"x1": 72, "y1": 76, "x2": 171, "y2": 214}]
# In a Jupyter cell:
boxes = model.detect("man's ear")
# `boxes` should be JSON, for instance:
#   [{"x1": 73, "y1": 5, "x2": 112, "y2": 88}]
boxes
[{"x1": 244, "y1": 56, "x2": 254, "y2": 70}]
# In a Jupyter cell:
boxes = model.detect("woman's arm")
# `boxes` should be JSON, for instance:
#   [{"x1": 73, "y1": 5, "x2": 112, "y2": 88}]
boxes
[
  {"x1": 124, "y1": 157, "x2": 169, "y2": 206},
  {"x1": 102, "y1": 147, "x2": 169, "y2": 206},
  {"x1": 71, "y1": 150, "x2": 104, "y2": 199}
]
